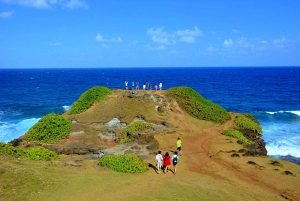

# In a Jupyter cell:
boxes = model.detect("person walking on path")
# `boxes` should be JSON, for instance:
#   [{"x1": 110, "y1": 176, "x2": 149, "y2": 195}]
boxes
[
  {"x1": 177, "y1": 137, "x2": 182, "y2": 155},
  {"x1": 163, "y1": 152, "x2": 171, "y2": 173},
  {"x1": 159, "y1": 82, "x2": 162, "y2": 90},
  {"x1": 155, "y1": 150, "x2": 163, "y2": 174},
  {"x1": 171, "y1": 151, "x2": 179, "y2": 175}
]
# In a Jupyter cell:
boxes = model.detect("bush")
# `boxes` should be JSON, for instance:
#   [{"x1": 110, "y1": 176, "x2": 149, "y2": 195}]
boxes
[
  {"x1": 235, "y1": 116, "x2": 262, "y2": 135},
  {"x1": 0, "y1": 143, "x2": 59, "y2": 160},
  {"x1": 0, "y1": 142, "x2": 25, "y2": 158},
  {"x1": 119, "y1": 120, "x2": 153, "y2": 139},
  {"x1": 69, "y1": 86, "x2": 112, "y2": 114},
  {"x1": 98, "y1": 154, "x2": 148, "y2": 173},
  {"x1": 26, "y1": 113, "x2": 71, "y2": 143},
  {"x1": 166, "y1": 87, "x2": 231, "y2": 123},
  {"x1": 25, "y1": 146, "x2": 59, "y2": 160},
  {"x1": 119, "y1": 137, "x2": 133, "y2": 144},
  {"x1": 222, "y1": 129, "x2": 255, "y2": 145}
]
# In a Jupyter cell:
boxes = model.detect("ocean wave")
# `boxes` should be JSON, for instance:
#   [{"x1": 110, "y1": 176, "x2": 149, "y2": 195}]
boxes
[
  {"x1": 266, "y1": 140, "x2": 300, "y2": 158},
  {"x1": 62, "y1": 105, "x2": 71, "y2": 111},
  {"x1": 266, "y1": 110, "x2": 300, "y2": 116},
  {"x1": 0, "y1": 118, "x2": 40, "y2": 143}
]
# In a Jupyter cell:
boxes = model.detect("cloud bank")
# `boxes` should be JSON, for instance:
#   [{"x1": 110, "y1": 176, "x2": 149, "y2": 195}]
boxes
[
  {"x1": 147, "y1": 26, "x2": 204, "y2": 45},
  {"x1": 0, "y1": 0, "x2": 89, "y2": 9}
]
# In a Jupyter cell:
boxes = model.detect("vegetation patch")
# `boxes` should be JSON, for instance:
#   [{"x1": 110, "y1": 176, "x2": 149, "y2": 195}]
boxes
[
  {"x1": 119, "y1": 120, "x2": 153, "y2": 139},
  {"x1": 166, "y1": 87, "x2": 231, "y2": 123},
  {"x1": 119, "y1": 137, "x2": 134, "y2": 144},
  {"x1": 69, "y1": 86, "x2": 112, "y2": 114},
  {"x1": 26, "y1": 113, "x2": 71, "y2": 143},
  {"x1": 222, "y1": 129, "x2": 255, "y2": 145},
  {"x1": 98, "y1": 153, "x2": 148, "y2": 173},
  {"x1": 0, "y1": 143, "x2": 59, "y2": 161},
  {"x1": 235, "y1": 116, "x2": 262, "y2": 135}
]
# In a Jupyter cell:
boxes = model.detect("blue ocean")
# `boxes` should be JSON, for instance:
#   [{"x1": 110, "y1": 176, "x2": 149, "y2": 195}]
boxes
[{"x1": 1, "y1": 67, "x2": 300, "y2": 165}]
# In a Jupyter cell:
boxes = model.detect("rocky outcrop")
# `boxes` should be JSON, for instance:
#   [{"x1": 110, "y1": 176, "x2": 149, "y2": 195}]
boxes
[{"x1": 239, "y1": 129, "x2": 267, "y2": 156}]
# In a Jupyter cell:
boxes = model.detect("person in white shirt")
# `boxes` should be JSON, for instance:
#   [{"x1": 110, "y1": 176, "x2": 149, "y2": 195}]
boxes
[{"x1": 155, "y1": 150, "x2": 163, "y2": 174}]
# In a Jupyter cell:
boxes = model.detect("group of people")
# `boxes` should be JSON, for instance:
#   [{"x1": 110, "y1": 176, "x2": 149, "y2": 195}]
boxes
[
  {"x1": 125, "y1": 81, "x2": 162, "y2": 91},
  {"x1": 155, "y1": 138, "x2": 182, "y2": 175}
]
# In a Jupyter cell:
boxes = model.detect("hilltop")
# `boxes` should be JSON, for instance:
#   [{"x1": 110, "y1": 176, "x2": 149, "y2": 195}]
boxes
[{"x1": 1, "y1": 88, "x2": 300, "y2": 201}]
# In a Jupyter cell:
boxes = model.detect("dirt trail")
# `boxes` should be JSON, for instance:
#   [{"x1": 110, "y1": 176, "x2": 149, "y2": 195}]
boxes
[{"x1": 183, "y1": 119, "x2": 287, "y2": 199}]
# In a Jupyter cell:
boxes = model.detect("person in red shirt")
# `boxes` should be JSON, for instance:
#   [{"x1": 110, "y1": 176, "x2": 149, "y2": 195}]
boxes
[{"x1": 163, "y1": 152, "x2": 171, "y2": 173}]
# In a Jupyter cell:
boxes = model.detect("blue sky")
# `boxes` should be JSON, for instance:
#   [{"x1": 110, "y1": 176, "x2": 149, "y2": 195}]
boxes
[{"x1": 0, "y1": 0, "x2": 300, "y2": 68}]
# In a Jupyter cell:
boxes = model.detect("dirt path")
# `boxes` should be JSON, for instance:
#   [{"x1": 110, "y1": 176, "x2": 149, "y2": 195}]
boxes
[{"x1": 183, "y1": 119, "x2": 289, "y2": 200}]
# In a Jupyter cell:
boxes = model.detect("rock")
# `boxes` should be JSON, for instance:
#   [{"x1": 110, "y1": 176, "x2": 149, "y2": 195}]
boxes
[
  {"x1": 283, "y1": 170, "x2": 294, "y2": 176},
  {"x1": 231, "y1": 153, "x2": 240, "y2": 157},
  {"x1": 270, "y1": 160, "x2": 283, "y2": 167},
  {"x1": 238, "y1": 149, "x2": 247, "y2": 153},
  {"x1": 70, "y1": 131, "x2": 84, "y2": 136},
  {"x1": 247, "y1": 161, "x2": 257, "y2": 165}
]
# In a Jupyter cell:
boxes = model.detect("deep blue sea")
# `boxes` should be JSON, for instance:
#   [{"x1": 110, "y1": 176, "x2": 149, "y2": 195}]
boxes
[{"x1": 1, "y1": 67, "x2": 300, "y2": 165}]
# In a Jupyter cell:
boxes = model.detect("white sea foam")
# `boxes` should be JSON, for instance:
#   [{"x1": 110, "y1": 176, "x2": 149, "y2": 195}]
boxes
[
  {"x1": 266, "y1": 110, "x2": 300, "y2": 116},
  {"x1": 0, "y1": 118, "x2": 40, "y2": 142},
  {"x1": 266, "y1": 139, "x2": 300, "y2": 157},
  {"x1": 261, "y1": 121, "x2": 300, "y2": 158},
  {"x1": 62, "y1": 105, "x2": 71, "y2": 111}
]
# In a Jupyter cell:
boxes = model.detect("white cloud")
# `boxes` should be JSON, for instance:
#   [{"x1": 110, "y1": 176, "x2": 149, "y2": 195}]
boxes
[
  {"x1": 147, "y1": 26, "x2": 204, "y2": 45},
  {"x1": 232, "y1": 29, "x2": 240, "y2": 33},
  {"x1": 95, "y1": 34, "x2": 122, "y2": 43},
  {"x1": 155, "y1": 45, "x2": 166, "y2": 50},
  {"x1": 273, "y1": 38, "x2": 285, "y2": 44},
  {"x1": 63, "y1": 0, "x2": 88, "y2": 9},
  {"x1": 207, "y1": 45, "x2": 218, "y2": 52},
  {"x1": 102, "y1": 44, "x2": 109, "y2": 48},
  {"x1": 180, "y1": 36, "x2": 196, "y2": 43},
  {"x1": 49, "y1": 42, "x2": 62, "y2": 46},
  {"x1": 260, "y1": 40, "x2": 268, "y2": 44},
  {"x1": 223, "y1": 39, "x2": 233, "y2": 46},
  {"x1": 132, "y1": 40, "x2": 138, "y2": 45},
  {"x1": 0, "y1": 0, "x2": 51, "y2": 8},
  {"x1": 175, "y1": 26, "x2": 203, "y2": 37},
  {"x1": 0, "y1": 10, "x2": 14, "y2": 18},
  {"x1": 151, "y1": 35, "x2": 171, "y2": 44},
  {"x1": 0, "y1": 0, "x2": 89, "y2": 9}
]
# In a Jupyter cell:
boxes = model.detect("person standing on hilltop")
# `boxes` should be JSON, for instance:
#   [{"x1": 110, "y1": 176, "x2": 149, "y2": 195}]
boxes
[
  {"x1": 177, "y1": 137, "x2": 182, "y2": 156},
  {"x1": 159, "y1": 81, "x2": 162, "y2": 90},
  {"x1": 125, "y1": 81, "x2": 128, "y2": 90},
  {"x1": 171, "y1": 151, "x2": 179, "y2": 175},
  {"x1": 132, "y1": 81, "x2": 134, "y2": 90},
  {"x1": 154, "y1": 84, "x2": 158, "y2": 92},
  {"x1": 155, "y1": 150, "x2": 163, "y2": 174},
  {"x1": 136, "y1": 81, "x2": 139, "y2": 90}
]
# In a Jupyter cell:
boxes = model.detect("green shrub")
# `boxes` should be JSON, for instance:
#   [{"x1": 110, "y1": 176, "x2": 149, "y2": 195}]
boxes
[
  {"x1": 26, "y1": 113, "x2": 71, "y2": 143},
  {"x1": 25, "y1": 146, "x2": 59, "y2": 160},
  {"x1": 69, "y1": 86, "x2": 112, "y2": 114},
  {"x1": 222, "y1": 129, "x2": 255, "y2": 145},
  {"x1": 98, "y1": 154, "x2": 148, "y2": 173},
  {"x1": 119, "y1": 120, "x2": 153, "y2": 139},
  {"x1": 166, "y1": 87, "x2": 231, "y2": 123},
  {"x1": 0, "y1": 142, "x2": 25, "y2": 158},
  {"x1": 235, "y1": 116, "x2": 262, "y2": 135},
  {"x1": 119, "y1": 137, "x2": 134, "y2": 144},
  {"x1": 0, "y1": 143, "x2": 59, "y2": 161}
]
